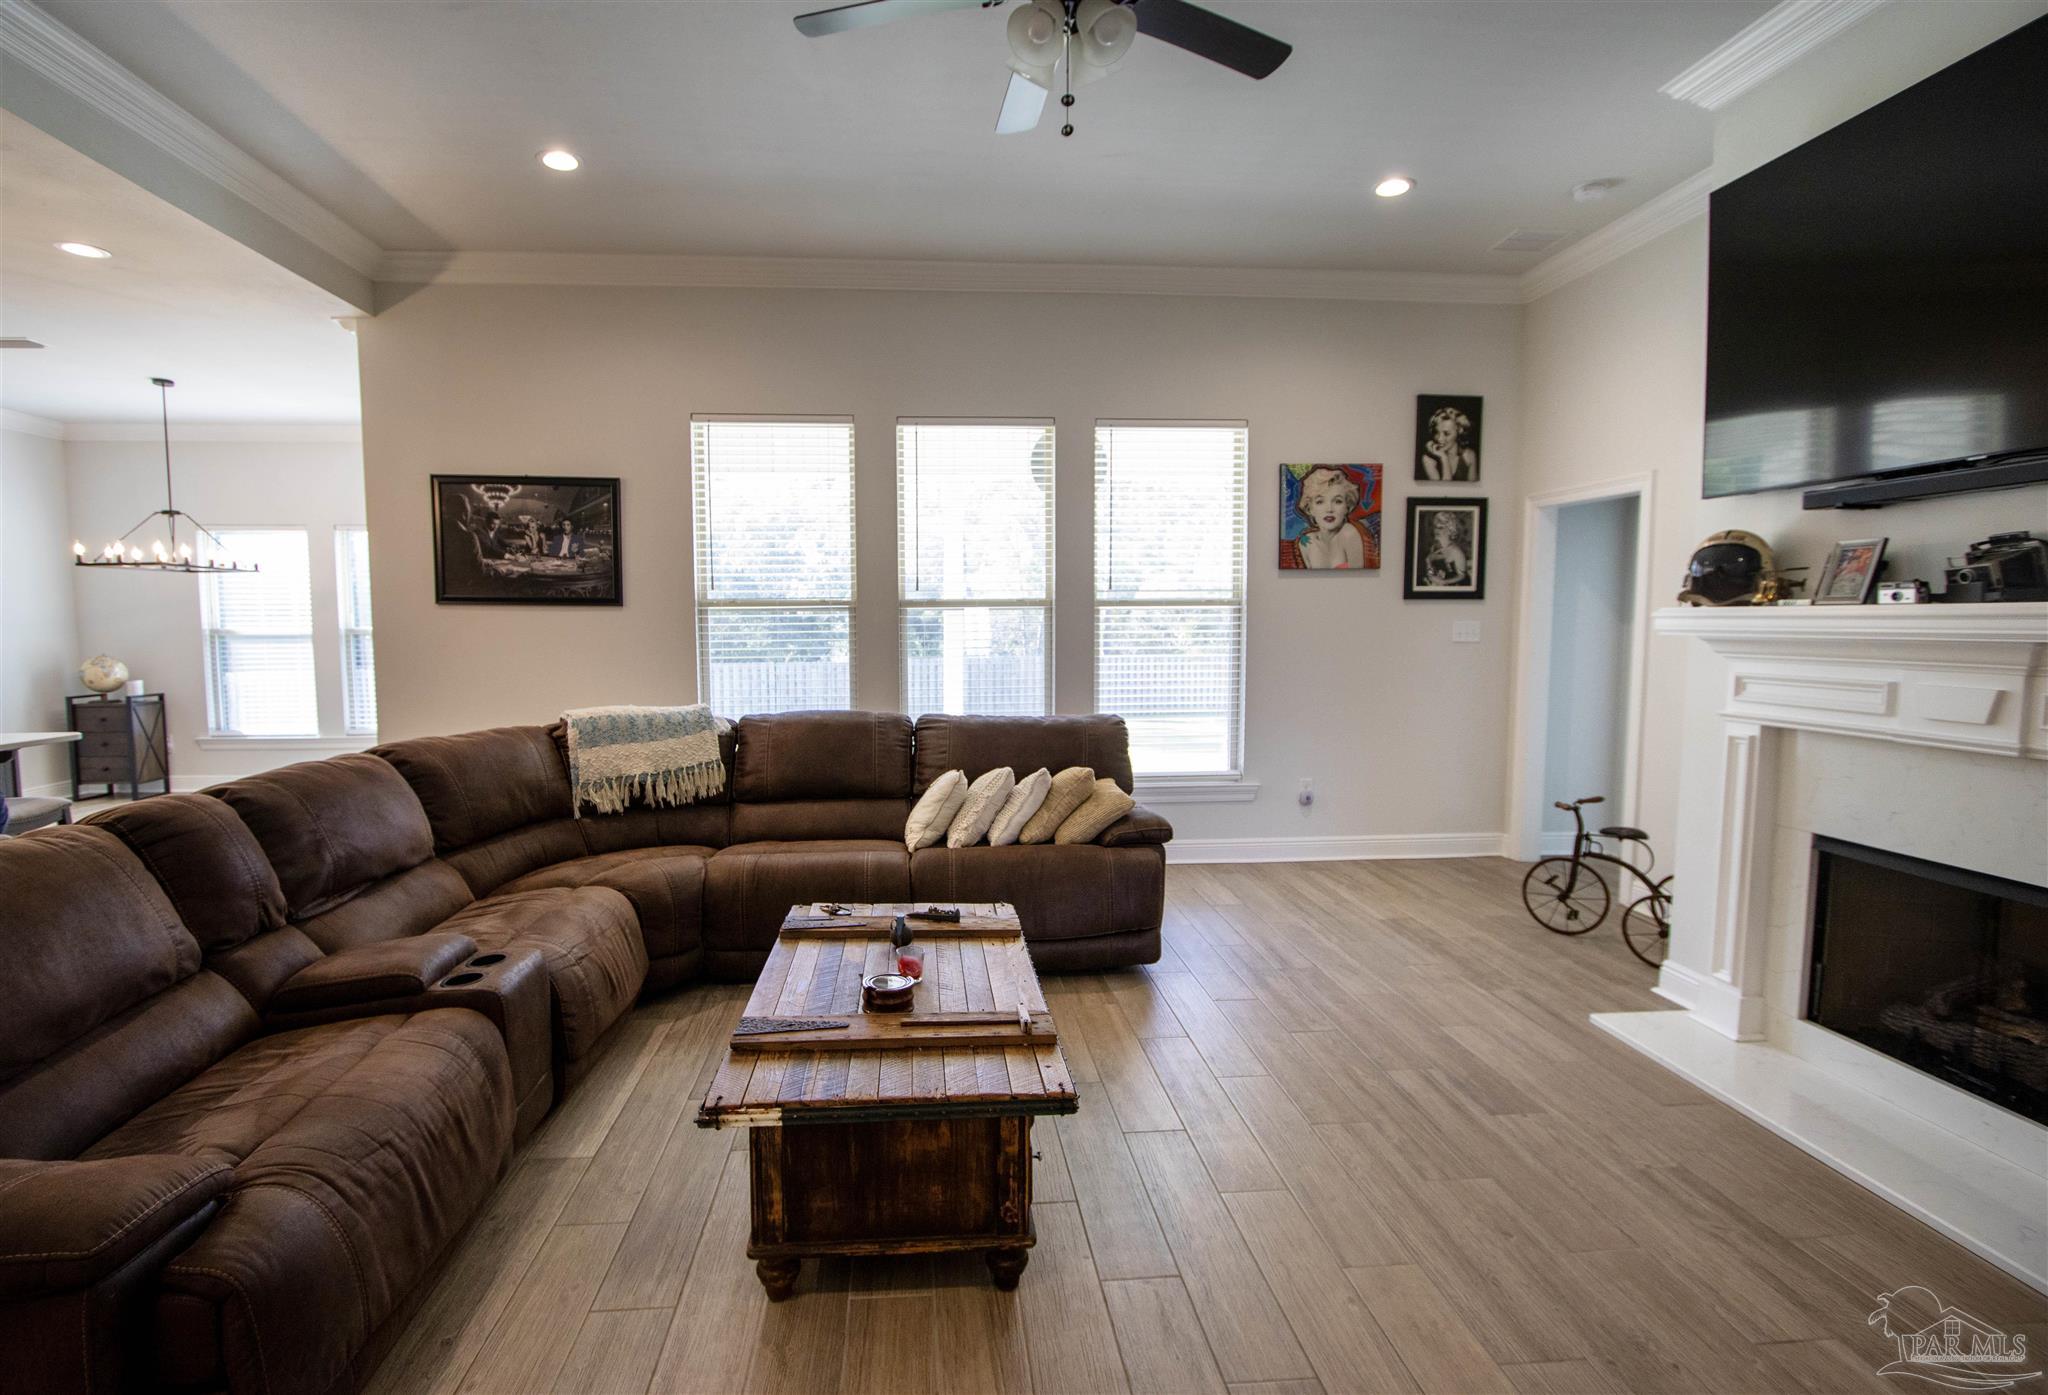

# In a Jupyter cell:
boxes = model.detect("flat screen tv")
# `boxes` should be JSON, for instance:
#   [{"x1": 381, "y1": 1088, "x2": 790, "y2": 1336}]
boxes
[{"x1": 1703, "y1": 17, "x2": 2048, "y2": 501}]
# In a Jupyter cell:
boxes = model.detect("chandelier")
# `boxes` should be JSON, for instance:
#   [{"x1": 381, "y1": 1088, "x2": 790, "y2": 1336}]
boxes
[{"x1": 73, "y1": 377, "x2": 254, "y2": 574}]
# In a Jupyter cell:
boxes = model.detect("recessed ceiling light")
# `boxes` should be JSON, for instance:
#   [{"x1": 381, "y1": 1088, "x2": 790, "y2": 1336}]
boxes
[
  {"x1": 539, "y1": 149, "x2": 581, "y2": 172},
  {"x1": 57, "y1": 241, "x2": 112, "y2": 259},
  {"x1": 1374, "y1": 176, "x2": 1414, "y2": 199},
  {"x1": 1572, "y1": 177, "x2": 1624, "y2": 203}
]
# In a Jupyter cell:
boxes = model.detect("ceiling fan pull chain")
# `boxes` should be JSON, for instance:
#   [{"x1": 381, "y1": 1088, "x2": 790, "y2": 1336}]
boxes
[{"x1": 1060, "y1": 3, "x2": 1076, "y2": 136}]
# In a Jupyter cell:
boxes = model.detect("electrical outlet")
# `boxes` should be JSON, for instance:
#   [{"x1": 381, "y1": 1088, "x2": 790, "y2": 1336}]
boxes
[
  {"x1": 1452, "y1": 620, "x2": 1481, "y2": 643},
  {"x1": 1297, "y1": 779, "x2": 1314, "y2": 808}
]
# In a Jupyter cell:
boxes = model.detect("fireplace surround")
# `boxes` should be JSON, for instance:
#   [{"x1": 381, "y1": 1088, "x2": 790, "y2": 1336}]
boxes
[{"x1": 1596, "y1": 602, "x2": 2048, "y2": 1292}]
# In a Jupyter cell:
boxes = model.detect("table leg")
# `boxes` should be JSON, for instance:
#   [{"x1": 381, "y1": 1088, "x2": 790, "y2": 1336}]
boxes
[
  {"x1": 985, "y1": 1248, "x2": 1028, "y2": 1290},
  {"x1": 756, "y1": 1257, "x2": 801, "y2": 1302}
]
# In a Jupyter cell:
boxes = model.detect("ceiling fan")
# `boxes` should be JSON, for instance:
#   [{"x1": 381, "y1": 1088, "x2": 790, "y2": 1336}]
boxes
[{"x1": 793, "y1": 0, "x2": 1292, "y2": 137}]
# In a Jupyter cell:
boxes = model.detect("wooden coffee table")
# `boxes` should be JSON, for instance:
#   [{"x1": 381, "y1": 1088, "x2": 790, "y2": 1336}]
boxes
[{"x1": 697, "y1": 903, "x2": 1078, "y2": 1299}]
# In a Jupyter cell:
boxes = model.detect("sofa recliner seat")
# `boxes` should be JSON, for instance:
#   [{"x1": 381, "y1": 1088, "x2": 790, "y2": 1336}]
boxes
[{"x1": 0, "y1": 826, "x2": 517, "y2": 1395}]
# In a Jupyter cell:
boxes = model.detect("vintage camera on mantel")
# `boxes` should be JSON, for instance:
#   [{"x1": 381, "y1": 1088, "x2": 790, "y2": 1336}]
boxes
[{"x1": 1944, "y1": 532, "x2": 2048, "y2": 603}]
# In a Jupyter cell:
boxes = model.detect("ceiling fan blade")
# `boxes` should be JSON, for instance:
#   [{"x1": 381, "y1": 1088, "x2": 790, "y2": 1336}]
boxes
[
  {"x1": 794, "y1": 0, "x2": 992, "y2": 38},
  {"x1": 1130, "y1": 0, "x2": 1291, "y2": 78},
  {"x1": 995, "y1": 69, "x2": 1048, "y2": 133}
]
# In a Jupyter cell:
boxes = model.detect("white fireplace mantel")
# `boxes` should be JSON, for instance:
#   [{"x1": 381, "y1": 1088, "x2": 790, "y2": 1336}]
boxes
[
  {"x1": 1655, "y1": 602, "x2": 2048, "y2": 761},
  {"x1": 1595, "y1": 601, "x2": 2048, "y2": 1292}
]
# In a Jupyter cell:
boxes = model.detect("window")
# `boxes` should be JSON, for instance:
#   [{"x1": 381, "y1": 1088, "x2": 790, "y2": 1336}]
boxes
[
  {"x1": 1093, "y1": 422, "x2": 1248, "y2": 777},
  {"x1": 201, "y1": 528, "x2": 318, "y2": 736},
  {"x1": 898, "y1": 420, "x2": 1054, "y2": 715},
  {"x1": 692, "y1": 417, "x2": 856, "y2": 718},
  {"x1": 337, "y1": 526, "x2": 377, "y2": 734}
]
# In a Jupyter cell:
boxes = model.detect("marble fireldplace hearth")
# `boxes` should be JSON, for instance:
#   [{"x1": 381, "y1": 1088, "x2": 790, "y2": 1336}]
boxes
[{"x1": 1596, "y1": 604, "x2": 2048, "y2": 1293}]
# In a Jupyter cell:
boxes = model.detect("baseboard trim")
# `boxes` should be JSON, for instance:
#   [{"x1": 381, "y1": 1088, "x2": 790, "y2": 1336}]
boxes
[{"x1": 1166, "y1": 832, "x2": 1503, "y2": 864}]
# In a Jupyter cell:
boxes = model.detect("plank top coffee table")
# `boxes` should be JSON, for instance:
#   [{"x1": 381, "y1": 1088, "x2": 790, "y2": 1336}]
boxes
[{"x1": 697, "y1": 902, "x2": 1078, "y2": 1299}]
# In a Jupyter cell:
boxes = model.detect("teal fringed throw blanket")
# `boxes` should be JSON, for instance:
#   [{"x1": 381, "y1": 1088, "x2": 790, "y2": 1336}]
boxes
[{"x1": 562, "y1": 704, "x2": 729, "y2": 817}]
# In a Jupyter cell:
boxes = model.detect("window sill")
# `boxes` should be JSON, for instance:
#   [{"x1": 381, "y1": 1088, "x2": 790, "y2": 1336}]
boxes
[
  {"x1": 196, "y1": 736, "x2": 375, "y2": 752},
  {"x1": 1132, "y1": 779, "x2": 1260, "y2": 805}
]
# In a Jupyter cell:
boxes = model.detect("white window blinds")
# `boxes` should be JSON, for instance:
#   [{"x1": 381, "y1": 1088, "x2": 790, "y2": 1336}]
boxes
[
  {"x1": 201, "y1": 528, "x2": 318, "y2": 737},
  {"x1": 692, "y1": 417, "x2": 856, "y2": 718},
  {"x1": 337, "y1": 526, "x2": 377, "y2": 734},
  {"x1": 1093, "y1": 422, "x2": 1248, "y2": 777},
  {"x1": 898, "y1": 420, "x2": 1054, "y2": 716}
]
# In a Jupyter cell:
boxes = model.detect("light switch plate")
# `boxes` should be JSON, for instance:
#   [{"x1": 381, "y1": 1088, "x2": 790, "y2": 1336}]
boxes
[{"x1": 1452, "y1": 620, "x2": 1481, "y2": 643}]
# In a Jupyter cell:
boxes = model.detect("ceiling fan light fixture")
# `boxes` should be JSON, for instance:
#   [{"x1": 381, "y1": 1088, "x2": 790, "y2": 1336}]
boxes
[
  {"x1": 1007, "y1": 0, "x2": 1063, "y2": 72},
  {"x1": 1076, "y1": 0, "x2": 1136, "y2": 73}
]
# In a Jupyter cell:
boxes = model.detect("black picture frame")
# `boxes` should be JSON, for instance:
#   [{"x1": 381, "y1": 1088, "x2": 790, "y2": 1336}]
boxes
[
  {"x1": 1813, "y1": 536, "x2": 1888, "y2": 605},
  {"x1": 1415, "y1": 394, "x2": 1483, "y2": 483},
  {"x1": 431, "y1": 474, "x2": 623, "y2": 605},
  {"x1": 1404, "y1": 496, "x2": 1488, "y2": 600}
]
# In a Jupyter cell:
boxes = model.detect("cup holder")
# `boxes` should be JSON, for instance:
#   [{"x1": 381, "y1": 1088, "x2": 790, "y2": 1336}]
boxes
[
  {"x1": 468, "y1": 953, "x2": 507, "y2": 967},
  {"x1": 441, "y1": 971, "x2": 485, "y2": 988}
]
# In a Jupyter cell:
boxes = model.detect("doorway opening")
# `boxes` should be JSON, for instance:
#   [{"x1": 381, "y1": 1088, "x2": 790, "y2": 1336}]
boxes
[{"x1": 1508, "y1": 477, "x2": 1652, "y2": 863}]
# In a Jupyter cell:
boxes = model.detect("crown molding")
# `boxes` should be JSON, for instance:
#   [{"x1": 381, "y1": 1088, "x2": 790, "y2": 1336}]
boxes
[
  {"x1": 0, "y1": 0, "x2": 381, "y2": 277},
  {"x1": 63, "y1": 421, "x2": 362, "y2": 443},
  {"x1": 374, "y1": 249, "x2": 1526, "y2": 305},
  {"x1": 1660, "y1": 0, "x2": 1891, "y2": 111},
  {"x1": 1516, "y1": 168, "x2": 1713, "y2": 302},
  {"x1": 0, "y1": 406, "x2": 66, "y2": 438}
]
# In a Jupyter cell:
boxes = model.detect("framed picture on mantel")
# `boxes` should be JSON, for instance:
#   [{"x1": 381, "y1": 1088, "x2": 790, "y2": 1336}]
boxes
[{"x1": 431, "y1": 474, "x2": 622, "y2": 605}]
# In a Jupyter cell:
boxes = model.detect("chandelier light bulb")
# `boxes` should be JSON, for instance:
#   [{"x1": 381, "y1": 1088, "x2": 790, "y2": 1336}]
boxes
[
  {"x1": 129, "y1": 546, "x2": 144, "y2": 562},
  {"x1": 72, "y1": 540, "x2": 85, "y2": 557},
  {"x1": 178, "y1": 542, "x2": 193, "y2": 561}
]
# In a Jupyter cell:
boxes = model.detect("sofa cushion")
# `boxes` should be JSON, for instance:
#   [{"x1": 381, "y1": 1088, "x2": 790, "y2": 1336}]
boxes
[
  {"x1": 1018, "y1": 766, "x2": 1095, "y2": 845},
  {"x1": 0, "y1": 971, "x2": 257, "y2": 1162},
  {"x1": 0, "y1": 827, "x2": 200, "y2": 1079},
  {"x1": 115, "y1": 1010, "x2": 513, "y2": 1395},
  {"x1": 374, "y1": 725, "x2": 574, "y2": 852},
  {"x1": 294, "y1": 859, "x2": 476, "y2": 954},
  {"x1": 444, "y1": 817, "x2": 588, "y2": 897},
  {"x1": 439, "y1": 888, "x2": 648, "y2": 1066},
  {"x1": 913, "y1": 713, "x2": 1135, "y2": 795},
  {"x1": 87, "y1": 795, "x2": 287, "y2": 953},
  {"x1": 705, "y1": 841, "x2": 912, "y2": 951},
  {"x1": 733, "y1": 711, "x2": 914, "y2": 802},
  {"x1": 497, "y1": 846, "x2": 712, "y2": 962},
  {"x1": 1055, "y1": 778, "x2": 1137, "y2": 845},
  {"x1": 730, "y1": 799, "x2": 911, "y2": 845},
  {"x1": 580, "y1": 802, "x2": 731, "y2": 854},
  {"x1": 948, "y1": 767, "x2": 1015, "y2": 848},
  {"x1": 910, "y1": 843, "x2": 1165, "y2": 943},
  {"x1": 209, "y1": 754, "x2": 435, "y2": 919}
]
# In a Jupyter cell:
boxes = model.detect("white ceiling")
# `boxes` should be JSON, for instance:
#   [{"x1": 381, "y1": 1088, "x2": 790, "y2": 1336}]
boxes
[
  {"x1": 33, "y1": 0, "x2": 1769, "y2": 274},
  {"x1": 0, "y1": 114, "x2": 361, "y2": 423}
]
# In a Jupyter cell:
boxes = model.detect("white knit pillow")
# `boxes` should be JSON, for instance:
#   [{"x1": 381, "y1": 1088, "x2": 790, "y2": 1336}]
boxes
[
  {"x1": 988, "y1": 768, "x2": 1051, "y2": 846},
  {"x1": 946, "y1": 767, "x2": 1016, "y2": 848},
  {"x1": 905, "y1": 770, "x2": 968, "y2": 851}
]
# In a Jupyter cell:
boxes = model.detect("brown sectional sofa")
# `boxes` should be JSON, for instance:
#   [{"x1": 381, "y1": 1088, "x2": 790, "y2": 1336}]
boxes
[{"x1": 0, "y1": 709, "x2": 1168, "y2": 1394}]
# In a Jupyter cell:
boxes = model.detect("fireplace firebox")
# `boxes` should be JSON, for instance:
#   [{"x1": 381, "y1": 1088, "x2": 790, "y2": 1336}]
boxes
[{"x1": 1808, "y1": 838, "x2": 2048, "y2": 1125}]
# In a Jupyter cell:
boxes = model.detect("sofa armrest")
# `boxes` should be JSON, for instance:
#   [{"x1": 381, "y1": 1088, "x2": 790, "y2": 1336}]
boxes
[
  {"x1": 1099, "y1": 804, "x2": 1173, "y2": 847},
  {"x1": 268, "y1": 931, "x2": 477, "y2": 1015},
  {"x1": 0, "y1": 1154, "x2": 233, "y2": 1299},
  {"x1": 422, "y1": 948, "x2": 556, "y2": 1136}
]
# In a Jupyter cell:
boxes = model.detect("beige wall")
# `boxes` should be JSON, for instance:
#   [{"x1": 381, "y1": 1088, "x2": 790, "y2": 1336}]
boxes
[
  {"x1": 65, "y1": 437, "x2": 369, "y2": 785},
  {"x1": 1513, "y1": 1, "x2": 2048, "y2": 859},
  {"x1": 1, "y1": 425, "x2": 79, "y2": 792},
  {"x1": 358, "y1": 285, "x2": 1522, "y2": 846}
]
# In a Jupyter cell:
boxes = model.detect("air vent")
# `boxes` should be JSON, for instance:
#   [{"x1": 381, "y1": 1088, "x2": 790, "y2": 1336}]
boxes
[{"x1": 1490, "y1": 229, "x2": 1571, "y2": 255}]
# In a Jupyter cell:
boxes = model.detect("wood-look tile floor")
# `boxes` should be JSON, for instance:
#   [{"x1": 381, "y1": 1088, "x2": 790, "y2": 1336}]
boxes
[{"x1": 366, "y1": 859, "x2": 2048, "y2": 1395}]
